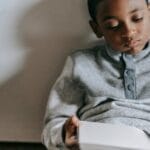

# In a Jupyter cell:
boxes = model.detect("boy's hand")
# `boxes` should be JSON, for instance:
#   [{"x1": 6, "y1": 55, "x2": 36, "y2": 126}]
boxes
[{"x1": 63, "y1": 116, "x2": 79, "y2": 149}]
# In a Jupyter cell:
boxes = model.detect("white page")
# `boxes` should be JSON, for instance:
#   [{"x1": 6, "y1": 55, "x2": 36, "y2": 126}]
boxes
[{"x1": 78, "y1": 121, "x2": 150, "y2": 150}]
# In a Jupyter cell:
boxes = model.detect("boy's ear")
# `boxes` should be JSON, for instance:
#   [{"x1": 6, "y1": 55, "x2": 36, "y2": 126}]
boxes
[{"x1": 89, "y1": 20, "x2": 103, "y2": 38}]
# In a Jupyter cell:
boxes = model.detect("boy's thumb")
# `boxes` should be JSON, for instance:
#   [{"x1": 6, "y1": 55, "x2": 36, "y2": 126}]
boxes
[{"x1": 72, "y1": 116, "x2": 79, "y2": 127}]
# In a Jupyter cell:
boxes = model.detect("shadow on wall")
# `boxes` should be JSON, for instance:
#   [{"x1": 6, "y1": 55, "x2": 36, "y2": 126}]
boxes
[
  {"x1": 18, "y1": 0, "x2": 100, "y2": 97},
  {"x1": 0, "y1": 0, "x2": 99, "y2": 142},
  {"x1": 20, "y1": 0, "x2": 99, "y2": 67}
]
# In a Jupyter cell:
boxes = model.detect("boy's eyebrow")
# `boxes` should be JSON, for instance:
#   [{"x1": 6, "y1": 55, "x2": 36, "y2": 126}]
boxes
[
  {"x1": 130, "y1": 8, "x2": 144, "y2": 13},
  {"x1": 102, "y1": 16, "x2": 117, "y2": 22}
]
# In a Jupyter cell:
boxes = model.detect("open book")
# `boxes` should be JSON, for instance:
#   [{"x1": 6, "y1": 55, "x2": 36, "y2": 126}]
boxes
[{"x1": 78, "y1": 121, "x2": 150, "y2": 150}]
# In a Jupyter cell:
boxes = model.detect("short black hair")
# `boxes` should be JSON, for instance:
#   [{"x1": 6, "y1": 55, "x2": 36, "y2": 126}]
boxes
[{"x1": 88, "y1": 0, "x2": 149, "y2": 22}]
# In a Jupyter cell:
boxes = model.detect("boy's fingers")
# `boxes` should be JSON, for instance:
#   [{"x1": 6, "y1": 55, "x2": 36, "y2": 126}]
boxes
[
  {"x1": 64, "y1": 116, "x2": 79, "y2": 146},
  {"x1": 72, "y1": 116, "x2": 79, "y2": 127},
  {"x1": 66, "y1": 124, "x2": 76, "y2": 137},
  {"x1": 68, "y1": 116, "x2": 79, "y2": 136},
  {"x1": 65, "y1": 116, "x2": 79, "y2": 131},
  {"x1": 65, "y1": 135, "x2": 78, "y2": 146}
]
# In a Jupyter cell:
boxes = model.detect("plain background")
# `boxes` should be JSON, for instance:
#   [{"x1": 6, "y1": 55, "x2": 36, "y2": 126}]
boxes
[{"x1": 0, "y1": 0, "x2": 98, "y2": 142}]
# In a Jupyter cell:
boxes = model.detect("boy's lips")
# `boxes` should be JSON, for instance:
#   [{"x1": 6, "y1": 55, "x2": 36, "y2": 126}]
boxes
[{"x1": 124, "y1": 40, "x2": 141, "y2": 48}]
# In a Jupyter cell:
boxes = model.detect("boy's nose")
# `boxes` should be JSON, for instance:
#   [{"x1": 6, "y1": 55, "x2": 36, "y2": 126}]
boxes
[
  {"x1": 121, "y1": 30, "x2": 136, "y2": 41},
  {"x1": 121, "y1": 24, "x2": 137, "y2": 41}
]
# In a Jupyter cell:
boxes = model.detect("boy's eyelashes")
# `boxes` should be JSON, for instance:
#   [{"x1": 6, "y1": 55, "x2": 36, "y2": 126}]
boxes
[
  {"x1": 131, "y1": 11, "x2": 144, "y2": 21},
  {"x1": 104, "y1": 25, "x2": 120, "y2": 31},
  {"x1": 103, "y1": 20, "x2": 120, "y2": 30},
  {"x1": 103, "y1": 15, "x2": 144, "y2": 31},
  {"x1": 132, "y1": 16, "x2": 144, "y2": 22},
  {"x1": 132, "y1": 14, "x2": 144, "y2": 22}
]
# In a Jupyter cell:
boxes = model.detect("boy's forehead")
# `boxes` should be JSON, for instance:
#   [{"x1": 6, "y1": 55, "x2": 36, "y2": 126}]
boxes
[{"x1": 97, "y1": 0, "x2": 147, "y2": 15}]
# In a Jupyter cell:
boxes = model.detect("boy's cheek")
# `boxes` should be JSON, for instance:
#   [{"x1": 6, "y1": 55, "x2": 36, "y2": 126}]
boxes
[
  {"x1": 145, "y1": 21, "x2": 150, "y2": 38},
  {"x1": 105, "y1": 34, "x2": 121, "y2": 44}
]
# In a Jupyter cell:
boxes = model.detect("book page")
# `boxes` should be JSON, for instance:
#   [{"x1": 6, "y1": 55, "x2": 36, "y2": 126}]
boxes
[{"x1": 78, "y1": 121, "x2": 150, "y2": 150}]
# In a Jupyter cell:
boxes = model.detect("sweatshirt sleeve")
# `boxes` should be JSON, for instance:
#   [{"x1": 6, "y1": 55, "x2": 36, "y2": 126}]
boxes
[{"x1": 42, "y1": 56, "x2": 85, "y2": 149}]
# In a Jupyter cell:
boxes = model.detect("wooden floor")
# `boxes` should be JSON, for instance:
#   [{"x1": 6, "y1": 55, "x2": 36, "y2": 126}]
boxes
[{"x1": 0, "y1": 142, "x2": 46, "y2": 150}]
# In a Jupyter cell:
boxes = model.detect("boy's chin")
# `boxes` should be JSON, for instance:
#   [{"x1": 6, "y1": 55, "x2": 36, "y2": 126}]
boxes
[
  {"x1": 125, "y1": 49, "x2": 141, "y2": 55},
  {"x1": 123, "y1": 47, "x2": 143, "y2": 55}
]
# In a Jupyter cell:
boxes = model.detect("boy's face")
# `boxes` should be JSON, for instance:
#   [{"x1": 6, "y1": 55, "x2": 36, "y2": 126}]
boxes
[{"x1": 90, "y1": 0, "x2": 150, "y2": 54}]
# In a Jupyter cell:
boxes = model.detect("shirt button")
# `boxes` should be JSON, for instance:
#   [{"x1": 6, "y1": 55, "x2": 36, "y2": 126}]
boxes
[
  {"x1": 127, "y1": 84, "x2": 133, "y2": 91},
  {"x1": 125, "y1": 70, "x2": 133, "y2": 76}
]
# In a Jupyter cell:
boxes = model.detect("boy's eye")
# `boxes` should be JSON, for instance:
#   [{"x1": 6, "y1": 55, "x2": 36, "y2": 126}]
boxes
[
  {"x1": 104, "y1": 20, "x2": 120, "y2": 30},
  {"x1": 132, "y1": 14, "x2": 144, "y2": 22}
]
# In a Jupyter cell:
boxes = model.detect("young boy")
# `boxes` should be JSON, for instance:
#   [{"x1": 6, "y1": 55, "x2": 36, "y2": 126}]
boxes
[{"x1": 42, "y1": 0, "x2": 150, "y2": 149}]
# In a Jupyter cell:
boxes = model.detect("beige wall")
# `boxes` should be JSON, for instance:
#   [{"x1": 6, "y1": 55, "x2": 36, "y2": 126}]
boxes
[{"x1": 0, "y1": 0, "x2": 99, "y2": 142}]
